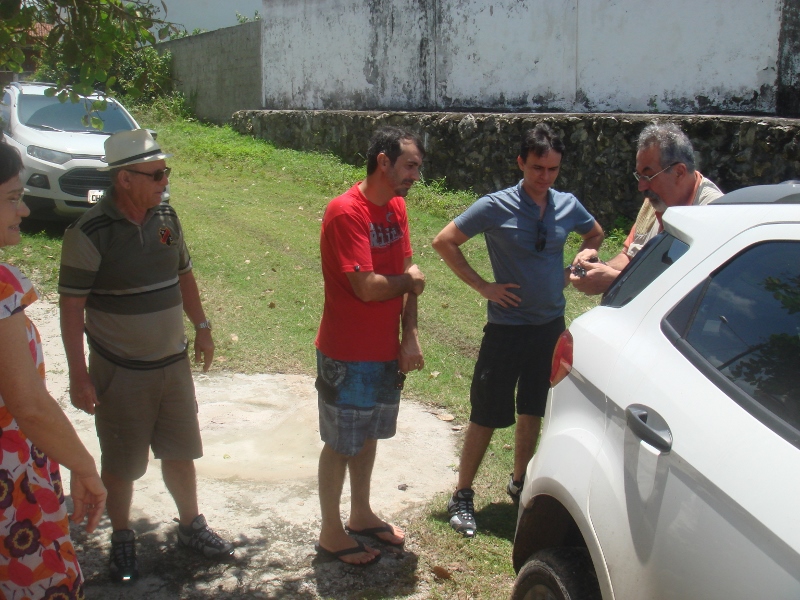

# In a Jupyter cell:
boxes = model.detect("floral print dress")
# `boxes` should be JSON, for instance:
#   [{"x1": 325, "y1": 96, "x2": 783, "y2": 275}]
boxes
[{"x1": 0, "y1": 264, "x2": 84, "y2": 600}]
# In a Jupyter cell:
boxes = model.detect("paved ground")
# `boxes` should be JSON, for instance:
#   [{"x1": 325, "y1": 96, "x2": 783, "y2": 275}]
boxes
[{"x1": 28, "y1": 299, "x2": 459, "y2": 598}]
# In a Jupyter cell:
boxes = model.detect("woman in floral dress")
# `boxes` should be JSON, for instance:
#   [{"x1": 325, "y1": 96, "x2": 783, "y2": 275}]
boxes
[{"x1": 0, "y1": 143, "x2": 106, "y2": 599}]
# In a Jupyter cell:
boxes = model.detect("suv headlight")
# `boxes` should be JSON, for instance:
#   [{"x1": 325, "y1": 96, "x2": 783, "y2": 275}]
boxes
[{"x1": 27, "y1": 145, "x2": 72, "y2": 165}]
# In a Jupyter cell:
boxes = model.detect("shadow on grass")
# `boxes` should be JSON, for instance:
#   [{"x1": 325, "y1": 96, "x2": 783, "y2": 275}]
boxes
[
  {"x1": 474, "y1": 502, "x2": 518, "y2": 542},
  {"x1": 20, "y1": 218, "x2": 69, "y2": 239},
  {"x1": 430, "y1": 500, "x2": 518, "y2": 543}
]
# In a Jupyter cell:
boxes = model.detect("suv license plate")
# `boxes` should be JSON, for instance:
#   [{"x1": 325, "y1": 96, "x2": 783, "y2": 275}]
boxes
[{"x1": 87, "y1": 189, "x2": 103, "y2": 204}]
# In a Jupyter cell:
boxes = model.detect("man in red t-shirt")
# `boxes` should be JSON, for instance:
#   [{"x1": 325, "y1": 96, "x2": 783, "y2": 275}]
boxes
[{"x1": 314, "y1": 127, "x2": 426, "y2": 566}]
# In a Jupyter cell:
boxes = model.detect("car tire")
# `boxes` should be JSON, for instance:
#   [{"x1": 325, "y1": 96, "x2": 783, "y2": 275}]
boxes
[{"x1": 511, "y1": 547, "x2": 601, "y2": 600}]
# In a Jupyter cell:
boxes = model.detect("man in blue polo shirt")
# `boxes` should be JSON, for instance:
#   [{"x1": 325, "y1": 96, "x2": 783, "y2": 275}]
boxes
[{"x1": 432, "y1": 124, "x2": 604, "y2": 537}]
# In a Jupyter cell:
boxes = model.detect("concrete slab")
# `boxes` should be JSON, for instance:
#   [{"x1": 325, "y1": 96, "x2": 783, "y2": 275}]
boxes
[{"x1": 27, "y1": 299, "x2": 458, "y2": 598}]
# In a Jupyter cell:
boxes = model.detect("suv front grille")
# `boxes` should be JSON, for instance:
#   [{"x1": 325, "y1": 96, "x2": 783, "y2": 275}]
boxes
[{"x1": 59, "y1": 168, "x2": 111, "y2": 197}]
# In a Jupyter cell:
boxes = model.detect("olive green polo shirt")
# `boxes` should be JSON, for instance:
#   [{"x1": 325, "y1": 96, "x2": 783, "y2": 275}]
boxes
[{"x1": 59, "y1": 195, "x2": 192, "y2": 367}]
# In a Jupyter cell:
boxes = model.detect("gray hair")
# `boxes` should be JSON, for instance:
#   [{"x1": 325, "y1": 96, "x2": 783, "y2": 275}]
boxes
[{"x1": 637, "y1": 122, "x2": 696, "y2": 173}]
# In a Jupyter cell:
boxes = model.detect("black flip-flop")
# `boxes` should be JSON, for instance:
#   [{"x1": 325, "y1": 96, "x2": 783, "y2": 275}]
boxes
[
  {"x1": 344, "y1": 524, "x2": 405, "y2": 547},
  {"x1": 314, "y1": 542, "x2": 381, "y2": 566}
]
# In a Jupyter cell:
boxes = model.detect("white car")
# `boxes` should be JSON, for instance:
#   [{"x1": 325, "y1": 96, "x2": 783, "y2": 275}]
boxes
[
  {"x1": 511, "y1": 184, "x2": 800, "y2": 599},
  {"x1": 1, "y1": 81, "x2": 165, "y2": 221}
]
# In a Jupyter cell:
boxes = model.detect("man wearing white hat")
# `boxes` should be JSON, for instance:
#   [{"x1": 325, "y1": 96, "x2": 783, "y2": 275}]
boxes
[{"x1": 58, "y1": 129, "x2": 233, "y2": 583}]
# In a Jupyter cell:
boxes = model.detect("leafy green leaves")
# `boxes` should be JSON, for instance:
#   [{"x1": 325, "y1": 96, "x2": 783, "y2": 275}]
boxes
[{"x1": 1, "y1": 1, "x2": 178, "y2": 102}]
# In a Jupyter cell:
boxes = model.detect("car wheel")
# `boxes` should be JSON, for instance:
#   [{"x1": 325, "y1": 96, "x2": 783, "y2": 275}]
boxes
[{"x1": 511, "y1": 547, "x2": 601, "y2": 600}]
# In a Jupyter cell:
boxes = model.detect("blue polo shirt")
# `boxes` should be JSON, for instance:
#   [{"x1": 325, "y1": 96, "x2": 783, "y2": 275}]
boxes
[{"x1": 454, "y1": 181, "x2": 595, "y2": 326}]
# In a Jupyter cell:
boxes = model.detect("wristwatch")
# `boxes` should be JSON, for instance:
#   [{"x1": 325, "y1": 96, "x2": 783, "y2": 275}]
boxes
[{"x1": 195, "y1": 320, "x2": 212, "y2": 331}]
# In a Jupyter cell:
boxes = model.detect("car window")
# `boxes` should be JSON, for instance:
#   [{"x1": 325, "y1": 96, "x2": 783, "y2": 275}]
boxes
[
  {"x1": 0, "y1": 92, "x2": 11, "y2": 133},
  {"x1": 17, "y1": 94, "x2": 136, "y2": 133},
  {"x1": 602, "y1": 232, "x2": 689, "y2": 307},
  {"x1": 664, "y1": 241, "x2": 800, "y2": 447}
]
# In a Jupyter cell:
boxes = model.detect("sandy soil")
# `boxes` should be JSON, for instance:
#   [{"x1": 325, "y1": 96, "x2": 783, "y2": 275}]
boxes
[{"x1": 26, "y1": 298, "x2": 459, "y2": 599}]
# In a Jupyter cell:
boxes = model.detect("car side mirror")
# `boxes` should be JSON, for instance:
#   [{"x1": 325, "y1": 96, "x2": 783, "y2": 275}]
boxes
[{"x1": 146, "y1": 128, "x2": 158, "y2": 141}]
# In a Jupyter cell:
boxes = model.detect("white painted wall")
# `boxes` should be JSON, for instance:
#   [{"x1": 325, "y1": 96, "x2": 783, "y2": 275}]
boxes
[
  {"x1": 261, "y1": 1, "x2": 433, "y2": 110},
  {"x1": 435, "y1": 0, "x2": 578, "y2": 110},
  {"x1": 577, "y1": 0, "x2": 782, "y2": 112},
  {"x1": 163, "y1": 0, "x2": 262, "y2": 33},
  {"x1": 260, "y1": 0, "x2": 785, "y2": 113}
]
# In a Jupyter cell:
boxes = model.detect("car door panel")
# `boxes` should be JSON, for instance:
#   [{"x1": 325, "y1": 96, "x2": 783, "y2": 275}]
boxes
[{"x1": 588, "y1": 224, "x2": 800, "y2": 599}]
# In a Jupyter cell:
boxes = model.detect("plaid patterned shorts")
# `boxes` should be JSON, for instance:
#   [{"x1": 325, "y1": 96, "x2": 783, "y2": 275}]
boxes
[{"x1": 315, "y1": 349, "x2": 402, "y2": 456}]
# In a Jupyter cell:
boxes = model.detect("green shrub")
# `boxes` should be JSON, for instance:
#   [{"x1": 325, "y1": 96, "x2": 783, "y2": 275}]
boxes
[
  {"x1": 110, "y1": 46, "x2": 172, "y2": 102},
  {"x1": 129, "y1": 92, "x2": 194, "y2": 123},
  {"x1": 33, "y1": 45, "x2": 172, "y2": 103}
]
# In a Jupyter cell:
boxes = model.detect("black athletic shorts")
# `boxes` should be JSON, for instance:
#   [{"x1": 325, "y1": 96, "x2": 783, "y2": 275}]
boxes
[{"x1": 469, "y1": 317, "x2": 565, "y2": 428}]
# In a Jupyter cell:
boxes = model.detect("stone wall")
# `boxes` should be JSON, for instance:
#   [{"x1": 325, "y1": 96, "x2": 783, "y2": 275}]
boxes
[
  {"x1": 157, "y1": 21, "x2": 261, "y2": 123},
  {"x1": 231, "y1": 110, "x2": 800, "y2": 225}
]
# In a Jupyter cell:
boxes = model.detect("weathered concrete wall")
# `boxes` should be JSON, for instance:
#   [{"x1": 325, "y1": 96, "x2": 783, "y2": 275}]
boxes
[
  {"x1": 158, "y1": 21, "x2": 262, "y2": 123},
  {"x1": 231, "y1": 110, "x2": 800, "y2": 225},
  {"x1": 260, "y1": 2, "x2": 436, "y2": 110},
  {"x1": 261, "y1": 0, "x2": 792, "y2": 114},
  {"x1": 577, "y1": 1, "x2": 780, "y2": 113},
  {"x1": 434, "y1": 0, "x2": 576, "y2": 111},
  {"x1": 778, "y1": 0, "x2": 800, "y2": 115}
]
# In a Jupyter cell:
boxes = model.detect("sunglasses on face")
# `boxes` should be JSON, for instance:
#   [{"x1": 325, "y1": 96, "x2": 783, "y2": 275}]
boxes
[{"x1": 124, "y1": 167, "x2": 171, "y2": 182}]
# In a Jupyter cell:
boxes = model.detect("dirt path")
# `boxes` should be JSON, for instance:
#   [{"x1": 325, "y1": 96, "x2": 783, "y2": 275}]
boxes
[{"x1": 27, "y1": 299, "x2": 459, "y2": 598}]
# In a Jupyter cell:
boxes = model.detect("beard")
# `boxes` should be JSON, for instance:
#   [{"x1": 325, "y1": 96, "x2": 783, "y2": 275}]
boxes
[
  {"x1": 646, "y1": 191, "x2": 668, "y2": 214},
  {"x1": 393, "y1": 180, "x2": 415, "y2": 198}
]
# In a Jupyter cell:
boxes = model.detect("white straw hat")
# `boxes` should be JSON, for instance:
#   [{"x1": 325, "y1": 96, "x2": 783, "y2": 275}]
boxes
[{"x1": 100, "y1": 129, "x2": 172, "y2": 171}]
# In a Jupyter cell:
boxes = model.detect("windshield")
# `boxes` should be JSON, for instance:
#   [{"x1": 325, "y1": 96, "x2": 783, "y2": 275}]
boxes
[{"x1": 17, "y1": 94, "x2": 136, "y2": 133}]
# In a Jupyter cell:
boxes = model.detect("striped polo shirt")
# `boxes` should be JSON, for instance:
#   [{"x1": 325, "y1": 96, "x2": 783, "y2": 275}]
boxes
[{"x1": 59, "y1": 195, "x2": 193, "y2": 368}]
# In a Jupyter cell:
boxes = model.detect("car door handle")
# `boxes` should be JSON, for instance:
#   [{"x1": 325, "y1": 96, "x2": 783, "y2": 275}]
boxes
[{"x1": 625, "y1": 404, "x2": 673, "y2": 452}]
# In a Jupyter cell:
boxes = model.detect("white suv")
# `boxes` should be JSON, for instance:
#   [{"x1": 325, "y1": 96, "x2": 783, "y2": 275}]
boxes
[
  {"x1": 511, "y1": 184, "x2": 800, "y2": 599},
  {"x1": 1, "y1": 82, "x2": 144, "y2": 221}
]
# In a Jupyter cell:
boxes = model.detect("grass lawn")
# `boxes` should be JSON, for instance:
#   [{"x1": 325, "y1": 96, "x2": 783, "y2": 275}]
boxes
[{"x1": 4, "y1": 112, "x2": 625, "y2": 599}]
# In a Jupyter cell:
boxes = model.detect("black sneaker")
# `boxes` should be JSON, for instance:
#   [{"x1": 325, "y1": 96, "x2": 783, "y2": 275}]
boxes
[
  {"x1": 507, "y1": 473, "x2": 525, "y2": 505},
  {"x1": 109, "y1": 529, "x2": 139, "y2": 584},
  {"x1": 447, "y1": 488, "x2": 477, "y2": 538},
  {"x1": 176, "y1": 514, "x2": 234, "y2": 558}
]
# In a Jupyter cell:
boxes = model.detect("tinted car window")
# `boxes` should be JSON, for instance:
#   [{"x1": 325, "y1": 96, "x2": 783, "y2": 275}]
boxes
[
  {"x1": 665, "y1": 241, "x2": 800, "y2": 446},
  {"x1": 602, "y1": 232, "x2": 689, "y2": 307},
  {"x1": 18, "y1": 95, "x2": 136, "y2": 133}
]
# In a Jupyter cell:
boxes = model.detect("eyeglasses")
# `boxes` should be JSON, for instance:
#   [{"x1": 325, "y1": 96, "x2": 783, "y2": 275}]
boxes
[
  {"x1": 124, "y1": 167, "x2": 171, "y2": 182},
  {"x1": 536, "y1": 219, "x2": 547, "y2": 252},
  {"x1": 633, "y1": 162, "x2": 679, "y2": 183},
  {"x1": 5, "y1": 194, "x2": 25, "y2": 208}
]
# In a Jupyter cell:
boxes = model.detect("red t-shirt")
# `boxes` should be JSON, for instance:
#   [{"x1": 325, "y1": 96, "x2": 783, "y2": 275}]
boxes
[{"x1": 315, "y1": 184, "x2": 413, "y2": 362}]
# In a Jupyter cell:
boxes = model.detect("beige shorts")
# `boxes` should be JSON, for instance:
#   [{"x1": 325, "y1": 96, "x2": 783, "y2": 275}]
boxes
[{"x1": 90, "y1": 351, "x2": 203, "y2": 481}]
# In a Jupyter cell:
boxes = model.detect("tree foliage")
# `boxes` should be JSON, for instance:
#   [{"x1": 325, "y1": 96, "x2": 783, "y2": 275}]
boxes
[
  {"x1": 36, "y1": 45, "x2": 173, "y2": 105},
  {"x1": 0, "y1": 1, "x2": 178, "y2": 100}
]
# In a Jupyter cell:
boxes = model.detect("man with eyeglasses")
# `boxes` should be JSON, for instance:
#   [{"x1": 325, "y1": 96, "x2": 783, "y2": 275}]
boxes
[
  {"x1": 571, "y1": 122, "x2": 723, "y2": 295},
  {"x1": 58, "y1": 129, "x2": 233, "y2": 583},
  {"x1": 432, "y1": 124, "x2": 603, "y2": 538}
]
